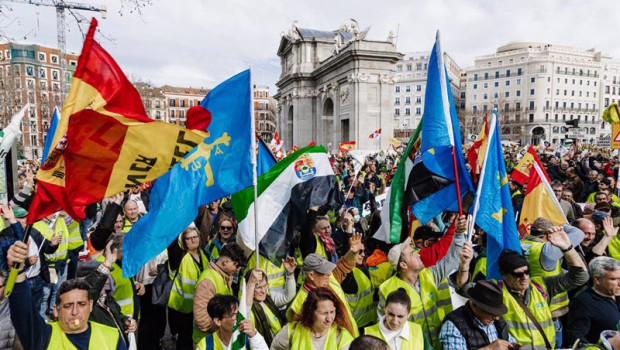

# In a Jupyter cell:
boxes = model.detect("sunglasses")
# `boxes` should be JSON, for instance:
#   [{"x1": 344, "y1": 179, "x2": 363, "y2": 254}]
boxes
[
  {"x1": 509, "y1": 269, "x2": 530, "y2": 278},
  {"x1": 220, "y1": 226, "x2": 234, "y2": 231}
]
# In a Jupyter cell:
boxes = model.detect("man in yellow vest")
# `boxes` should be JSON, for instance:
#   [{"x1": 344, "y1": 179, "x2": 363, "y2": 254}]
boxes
[
  {"x1": 378, "y1": 215, "x2": 471, "y2": 349},
  {"x1": 7, "y1": 240, "x2": 126, "y2": 349},
  {"x1": 64, "y1": 213, "x2": 84, "y2": 280},
  {"x1": 121, "y1": 200, "x2": 141, "y2": 233},
  {"x1": 287, "y1": 233, "x2": 364, "y2": 337},
  {"x1": 193, "y1": 243, "x2": 246, "y2": 344},
  {"x1": 458, "y1": 226, "x2": 589, "y2": 350},
  {"x1": 521, "y1": 217, "x2": 586, "y2": 348}
]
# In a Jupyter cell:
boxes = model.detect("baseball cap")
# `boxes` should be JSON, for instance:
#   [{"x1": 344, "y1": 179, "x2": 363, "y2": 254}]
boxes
[
  {"x1": 388, "y1": 237, "x2": 412, "y2": 267},
  {"x1": 303, "y1": 254, "x2": 336, "y2": 275},
  {"x1": 530, "y1": 217, "x2": 554, "y2": 236}
]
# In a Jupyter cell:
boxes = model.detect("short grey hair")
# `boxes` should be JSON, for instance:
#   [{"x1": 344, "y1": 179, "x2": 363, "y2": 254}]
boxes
[{"x1": 589, "y1": 257, "x2": 620, "y2": 278}]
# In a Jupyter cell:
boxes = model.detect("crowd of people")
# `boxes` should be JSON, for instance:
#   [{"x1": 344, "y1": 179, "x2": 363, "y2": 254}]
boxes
[{"x1": 0, "y1": 142, "x2": 619, "y2": 350}]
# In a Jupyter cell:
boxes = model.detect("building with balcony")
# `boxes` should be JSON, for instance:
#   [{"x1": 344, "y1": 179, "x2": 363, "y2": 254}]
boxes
[
  {"x1": 253, "y1": 84, "x2": 277, "y2": 142},
  {"x1": 393, "y1": 51, "x2": 464, "y2": 140},
  {"x1": 160, "y1": 85, "x2": 209, "y2": 126},
  {"x1": 464, "y1": 42, "x2": 612, "y2": 145},
  {"x1": 0, "y1": 42, "x2": 79, "y2": 159},
  {"x1": 134, "y1": 82, "x2": 167, "y2": 121}
]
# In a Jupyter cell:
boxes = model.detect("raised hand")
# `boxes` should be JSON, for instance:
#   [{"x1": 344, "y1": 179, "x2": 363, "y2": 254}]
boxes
[
  {"x1": 348, "y1": 232, "x2": 364, "y2": 254},
  {"x1": 546, "y1": 226, "x2": 571, "y2": 250},
  {"x1": 603, "y1": 216, "x2": 618, "y2": 238},
  {"x1": 282, "y1": 256, "x2": 297, "y2": 275}
]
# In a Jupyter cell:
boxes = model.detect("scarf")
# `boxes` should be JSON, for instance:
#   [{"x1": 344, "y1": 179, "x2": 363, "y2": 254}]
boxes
[{"x1": 315, "y1": 232, "x2": 337, "y2": 257}]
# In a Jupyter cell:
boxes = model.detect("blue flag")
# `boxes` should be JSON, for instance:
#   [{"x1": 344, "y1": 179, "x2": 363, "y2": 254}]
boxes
[
  {"x1": 410, "y1": 32, "x2": 474, "y2": 223},
  {"x1": 122, "y1": 70, "x2": 253, "y2": 277},
  {"x1": 41, "y1": 107, "x2": 60, "y2": 163},
  {"x1": 473, "y1": 112, "x2": 522, "y2": 280},
  {"x1": 257, "y1": 136, "x2": 276, "y2": 176}
]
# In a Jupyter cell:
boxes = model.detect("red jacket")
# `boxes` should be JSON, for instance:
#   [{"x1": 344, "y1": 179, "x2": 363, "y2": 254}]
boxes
[{"x1": 419, "y1": 222, "x2": 455, "y2": 267}]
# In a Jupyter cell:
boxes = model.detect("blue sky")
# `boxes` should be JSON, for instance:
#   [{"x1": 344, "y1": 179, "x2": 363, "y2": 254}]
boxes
[{"x1": 2, "y1": 0, "x2": 618, "y2": 93}]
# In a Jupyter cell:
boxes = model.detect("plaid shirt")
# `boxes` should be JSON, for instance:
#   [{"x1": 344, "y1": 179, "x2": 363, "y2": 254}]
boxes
[
  {"x1": 0, "y1": 223, "x2": 24, "y2": 271},
  {"x1": 439, "y1": 316, "x2": 516, "y2": 350}
]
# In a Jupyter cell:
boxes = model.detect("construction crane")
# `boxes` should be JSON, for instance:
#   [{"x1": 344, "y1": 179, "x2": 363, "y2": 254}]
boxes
[{"x1": 6, "y1": 0, "x2": 107, "y2": 100}]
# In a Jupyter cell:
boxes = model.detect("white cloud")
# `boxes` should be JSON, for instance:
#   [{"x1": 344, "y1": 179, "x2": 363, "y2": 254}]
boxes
[{"x1": 3, "y1": 0, "x2": 619, "y2": 93}]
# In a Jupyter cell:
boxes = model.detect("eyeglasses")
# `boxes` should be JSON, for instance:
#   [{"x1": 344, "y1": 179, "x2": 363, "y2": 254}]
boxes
[
  {"x1": 220, "y1": 226, "x2": 234, "y2": 231},
  {"x1": 184, "y1": 236, "x2": 199, "y2": 241},
  {"x1": 509, "y1": 269, "x2": 530, "y2": 278},
  {"x1": 357, "y1": 250, "x2": 366, "y2": 255}
]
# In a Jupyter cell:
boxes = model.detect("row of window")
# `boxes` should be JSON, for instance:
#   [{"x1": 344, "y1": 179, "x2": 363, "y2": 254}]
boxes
[
  {"x1": 169, "y1": 99, "x2": 201, "y2": 107},
  {"x1": 394, "y1": 107, "x2": 422, "y2": 116},
  {"x1": 394, "y1": 96, "x2": 423, "y2": 105},
  {"x1": 395, "y1": 85, "x2": 423, "y2": 93},
  {"x1": 396, "y1": 63, "x2": 428, "y2": 72}
]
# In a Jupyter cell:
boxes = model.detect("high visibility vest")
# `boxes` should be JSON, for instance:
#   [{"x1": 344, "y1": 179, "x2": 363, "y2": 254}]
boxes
[
  {"x1": 248, "y1": 302, "x2": 283, "y2": 340},
  {"x1": 245, "y1": 253, "x2": 286, "y2": 295},
  {"x1": 287, "y1": 275, "x2": 359, "y2": 337},
  {"x1": 168, "y1": 251, "x2": 208, "y2": 314},
  {"x1": 287, "y1": 322, "x2": 353, "y2": 350},
  {"x1": 344, "y1": 268, "x2": 376, "y2": 328},
  {"x1": 436, "y1": 277, "x2": 453, "y2": 319},
  {"x1": 512, "y1": 189, "x2": 522, "y2": 198},
  {"x1": 368, "y1": 261, "x2": 394, "y2": 289},
  {"x1": 95, "y1": 256, "x2": 134, "y2": 317},
  {"x1": 47, "y1": 321, "x2": 119, "y2": 350},
  {"x1": 496, "y1": 277, "x2": 555, "y2": 349},
  {"x1": 65, "y1": 219, "x2": 84, "y2": 250},
  {"x1": 364, "y1": 321, "x2": 425, "y2": 350},
  {"x1": 122, "y1": 218, "x2": 140, "y2": 233},
  {"x1": 379, "y1": 269, "x2": 442, "y2": 349},
  {"x1": 607, "y1": 235, "x2": 620, "y2": 261},
  {"x1": 193, "y1": 267, "x2": 233, "y2": 344},
  {"x1": 473, "y1": 255, "x2": 487, "y2": 282},
  {"x1": 196, "y1": 331, "x2": 245, "y2": 350},
  {"x1": 0, "y1": 218, "x2": 6, "y2": 231},
  {"x1": 521, "y1": 239, "x2": 569, "y2": 314},
  {"x1": 34, "y1": 218, "x2": 68, "y2": 262}
]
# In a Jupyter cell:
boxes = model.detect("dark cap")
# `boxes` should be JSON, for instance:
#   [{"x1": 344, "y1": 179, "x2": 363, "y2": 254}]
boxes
[
  {"x1": 413, "y1": 226, "x2": 442, "y2": 241},
  {"x1": 469, "y1": 280, "x2": 508, "y2": 316},
  {"x1": 303, "y1": 254, "x2": 336, "y2": 275},
  {"x1": 595, "y1": 201, "x2": 612, "y2": 212},
  {"x1": 498, "y1": 249, "x2": 529, "y2": 276}
]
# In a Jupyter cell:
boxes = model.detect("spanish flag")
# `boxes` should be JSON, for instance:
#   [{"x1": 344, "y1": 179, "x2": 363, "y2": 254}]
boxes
[
  {"x1": 518, "y1": 161, "x2": 567, "y2": 236},
  {"x1": 466, "y1": 114, "x2": 488, "y2": 182},
  {"x1": 28, "y1": 18, "x2": 206, "y2": 223},
  {"x1": 510, "y1": 145, "x2": 548, "y2": 185},
  {"x1": 339, "y1": 141, "x2": 356, "y2": 153}
]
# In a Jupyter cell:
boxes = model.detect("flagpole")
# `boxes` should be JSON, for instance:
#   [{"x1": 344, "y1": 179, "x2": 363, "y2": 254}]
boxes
[
  {"x1": 249, "y1": 69, "x2": 260, "y2": 268},
  {"x1": 468, "y1": 112, "x2": 498, "y2": 242}
]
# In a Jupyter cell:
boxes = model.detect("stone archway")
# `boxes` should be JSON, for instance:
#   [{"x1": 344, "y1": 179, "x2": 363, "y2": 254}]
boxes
[
  {"x1": 322, "y1": 98, "x2": 334, "y2": 146},
  {"x1": 531, "y1": 126, "x2": 545, "y2": 145}
]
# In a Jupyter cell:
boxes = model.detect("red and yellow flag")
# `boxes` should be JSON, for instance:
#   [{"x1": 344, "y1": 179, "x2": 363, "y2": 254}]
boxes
[
  {"x1": 339, "y1": 141, "x2": 356, "y2": 153},
  {"x1": 518, "y1": 162, "x2": 567, "y2": 237},
  {"x1": 467, "y1": 114, "x2": 488, "y2": 182},
  {"x1": 28, "y1": 19, "x2": 206, "y2": 223},
  {"x1": 510, "y1": 145, "x2": 549, "y2": 185}
]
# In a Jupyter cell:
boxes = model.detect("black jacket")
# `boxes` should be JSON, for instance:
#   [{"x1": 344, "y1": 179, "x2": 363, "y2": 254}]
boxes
[{"x1": 442, "y1": 303, "x2": 510, "y2": 350}]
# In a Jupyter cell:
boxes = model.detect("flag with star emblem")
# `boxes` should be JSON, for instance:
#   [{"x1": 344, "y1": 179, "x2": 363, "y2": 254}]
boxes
[{"x1": 471, "y1": 111, "x2": 521, "y2": 280}]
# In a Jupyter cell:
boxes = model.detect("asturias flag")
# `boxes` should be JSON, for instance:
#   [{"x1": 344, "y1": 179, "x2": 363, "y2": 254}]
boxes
[
  {"x1": 41, "y1": 107, "x2": 60, "y2": 164},
  {"x1": 471, "y1": 112, "x2": 522, "y2": 280},
  {"x1": 410, "y1": 32, "x2": 474, "y2": 224},
  {"x1": 122, "y1": 70, "x2": 253, "y2": 277}
]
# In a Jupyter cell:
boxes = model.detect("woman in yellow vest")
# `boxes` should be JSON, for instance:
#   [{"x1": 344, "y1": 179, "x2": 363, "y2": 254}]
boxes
[
  {"x1": 364, "y1": 288, "x2": 430, "y2": 349},
  {"x1": 341, "y1": 242, "x2": 377, "y2": 330},
  {"x1": 244, "y1": 260, "x2": 296, "y2": 346},
  {"x1": 271, "y1": 287, "x2": 354, "y2": 350},
  {"x1": 167, "y1": 226, "x2": 208, "y2": 350},
  {"x1": 206, "y1": 213, "x2": 237, "y2": 261}
]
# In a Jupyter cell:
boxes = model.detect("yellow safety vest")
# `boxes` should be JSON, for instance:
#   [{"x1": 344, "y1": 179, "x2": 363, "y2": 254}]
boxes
[
  {"x1": 496, "y1": 277, "x2": 555, "y2": 349},
  {"x1": 607, "y1": 235, "x2": 620, "y2": 261},
  {"x1": 364, "y1": 321, "x2": 425, "y2": 350},
  {"x1": 47, "y1": 321, "x2": 119, "y2": 350},
  {"x1": 472, "y1": 255, "x2": 487, "y2": 282},
  {"x1": 287, "y1": 322, "x2": 353, "y2": 350},
  {"x1": 287, "y1": 275, "x2": 360, "y2": 337},
  {"x1": 344, "y1": 268, "x2": 376, "y2": 328},
  {"x1": 65, "y1": 219, "x2": 84, "y2": 250},
  {"x1": 379, "y1": 269, "x2": 442, "y2": 349},
  {"x1": 122, "y1": 218, "x2": 137, "y2": 233},
  {"x1": 436, "y1": 277, "x2": 453, "y2": 319},
  {"x1": 249, "y1": 302, "x2": 283, "y2": 340},
  {"x1": 521, "y1": 238, "x2": 569, "y2": 314},
  {"x1": 95, "y1": 256, "x2": 134, "y2": 317},
  {"x1": 193, "y1": 267, "x2": 233, "y2": 344},
  {"x1": 245, "y1": 253, "x2": 286, "y2": 295},
  {"x1": 196, "y1": 331, "x2": 240, "y2": 350},
  {"x1": 368, "y1": 261, "x2": 394, "y2": 289},
  {"x1": 34, "y1": 218, "x2": 69, "y2": 262},
  {"x1": 168, "y1": 251, "x2": 208, "y2": 314}
]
